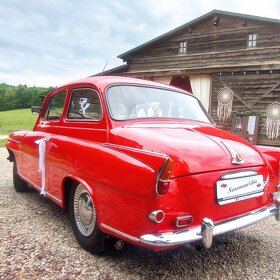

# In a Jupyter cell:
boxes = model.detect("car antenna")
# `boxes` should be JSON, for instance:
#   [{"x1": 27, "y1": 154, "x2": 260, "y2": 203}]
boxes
[{"x1": 102, "y1": 61, "x2": 108, "y2": 75}]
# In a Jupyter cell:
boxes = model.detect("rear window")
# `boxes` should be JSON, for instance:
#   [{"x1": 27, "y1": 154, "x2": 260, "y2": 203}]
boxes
[{"x1": 106, "y1": 85, "x2": 211, "y2": 123}]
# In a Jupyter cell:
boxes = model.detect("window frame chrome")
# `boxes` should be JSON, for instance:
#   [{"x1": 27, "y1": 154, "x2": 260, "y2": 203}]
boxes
[{"x1": 65, "y1": 87, "x2": 103, "y2": 122}]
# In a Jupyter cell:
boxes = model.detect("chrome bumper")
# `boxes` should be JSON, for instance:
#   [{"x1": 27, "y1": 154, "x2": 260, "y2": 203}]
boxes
[{"x1": 140, "y1": 204, "x2": 279, "y2": 248}]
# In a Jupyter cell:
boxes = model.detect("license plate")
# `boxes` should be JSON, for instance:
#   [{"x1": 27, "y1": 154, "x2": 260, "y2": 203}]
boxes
[{"x1": 217, "y1": 175, "x2": 264, "y2": 205}]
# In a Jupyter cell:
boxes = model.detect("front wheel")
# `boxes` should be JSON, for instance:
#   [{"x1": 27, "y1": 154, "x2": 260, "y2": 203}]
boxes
[
  {"x1": 13, "y1": 161, "x2": 29, "y2": 192},
  {"x1": 69, "y1": 184, "x2": 105, "y2": 253}
]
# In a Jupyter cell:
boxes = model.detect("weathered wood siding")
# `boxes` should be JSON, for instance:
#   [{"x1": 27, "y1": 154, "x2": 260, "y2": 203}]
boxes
[
  {"x1": 211, "y1": 71, "x2": 280, "y2": 146},
  {"x1": 118, "y1": 13, "x2": 280, "y2": 146},
  {"x1": 124, "y1": 15, "x2": 280, "y2": 76}
]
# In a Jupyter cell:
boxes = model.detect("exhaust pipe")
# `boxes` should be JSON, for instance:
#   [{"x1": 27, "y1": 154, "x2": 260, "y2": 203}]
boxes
[{"x1": 115, "y1": 239, "x2": 125, "y2": 250}]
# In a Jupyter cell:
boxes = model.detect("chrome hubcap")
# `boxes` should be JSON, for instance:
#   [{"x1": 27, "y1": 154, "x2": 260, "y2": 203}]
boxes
[{"x1": 74, "y1": 184, "x2": 96, "y2": 237}]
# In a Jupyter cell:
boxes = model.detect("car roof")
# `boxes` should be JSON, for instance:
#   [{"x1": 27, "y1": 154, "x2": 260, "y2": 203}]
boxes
[{"x1": 60, "y1": 76, "x2": 189, "y2": 94}]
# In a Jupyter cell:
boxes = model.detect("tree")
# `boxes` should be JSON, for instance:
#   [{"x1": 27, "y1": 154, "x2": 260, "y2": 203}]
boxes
[{"x1": 0, "y1": 83, "x2": 53, "y2": 111}]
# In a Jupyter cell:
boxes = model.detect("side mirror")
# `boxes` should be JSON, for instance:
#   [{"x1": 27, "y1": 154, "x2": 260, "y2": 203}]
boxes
[{"x1": 31, "y1": 106, "x2": 41, "y2": 115}]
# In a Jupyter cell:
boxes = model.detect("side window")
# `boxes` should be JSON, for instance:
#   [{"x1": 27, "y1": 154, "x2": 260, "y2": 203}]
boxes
[
  {"x1": 248, "y1": 33, "x2": 257, "y2": 48},
  {"x1": 67, "y1": 88, "x2": 102, "y2": 121},
  {"x1": 178, "y1": 41, "x2": 187, "y2": 54},
  {"x1": 43, "y1": 91, "x2": 67, "y2": 120}
]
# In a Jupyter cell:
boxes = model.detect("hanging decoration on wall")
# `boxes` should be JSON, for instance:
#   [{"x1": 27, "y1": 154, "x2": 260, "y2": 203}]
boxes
[
  {"x1": 217, "y1": 87, "x2": 234, "y2": 122},
  {"x1": 265, "y1": 102, "x2": 280, "y2": 140}
]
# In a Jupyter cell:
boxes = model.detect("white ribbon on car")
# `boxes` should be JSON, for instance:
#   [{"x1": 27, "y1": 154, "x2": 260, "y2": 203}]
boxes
[{"x1": 35, "y1": 138, "x2": 48, "y2": 196}]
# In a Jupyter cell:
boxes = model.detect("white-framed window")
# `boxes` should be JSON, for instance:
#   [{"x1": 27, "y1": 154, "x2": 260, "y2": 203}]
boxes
[
  {"x1": 179, "y1": 41, "x2": 187, "y2": 54},
  {"x1": 248, "y1": 33, "x2": 257, "y2": 47}
]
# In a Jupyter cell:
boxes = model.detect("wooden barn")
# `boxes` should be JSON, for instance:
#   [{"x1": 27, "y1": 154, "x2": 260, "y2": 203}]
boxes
[{"x1": 101, "y1": 10, "x2": 280, "y2": 146}]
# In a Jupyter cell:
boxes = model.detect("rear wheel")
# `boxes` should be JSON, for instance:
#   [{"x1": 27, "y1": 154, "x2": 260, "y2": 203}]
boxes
[
  {"x1": 13, "y1": 161, "x2": 29, "y2": 192},
  {"x1": 69, "y1": 184, "x2": 105, "y2": 253}
]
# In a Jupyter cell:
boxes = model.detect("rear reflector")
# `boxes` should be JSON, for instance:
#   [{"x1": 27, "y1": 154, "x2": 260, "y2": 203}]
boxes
[{"x1": 176, "y1": 216, "x2": 193, "y2": 228}]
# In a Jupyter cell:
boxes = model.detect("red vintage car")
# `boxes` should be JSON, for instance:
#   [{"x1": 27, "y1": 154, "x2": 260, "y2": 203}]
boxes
[{"x1": 6, "y1": 76, "x2": 280, "y2": 253}]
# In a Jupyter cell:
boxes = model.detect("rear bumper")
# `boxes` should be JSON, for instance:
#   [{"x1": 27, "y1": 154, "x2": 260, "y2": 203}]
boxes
[{"x1": 140, "y1": 203, "x2": 280, "y2": 248}]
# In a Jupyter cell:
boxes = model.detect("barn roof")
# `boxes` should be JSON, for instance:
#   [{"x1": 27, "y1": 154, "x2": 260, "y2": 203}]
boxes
[{"x1": 118, "y1": 9, "x2": 280, "y2": 61}]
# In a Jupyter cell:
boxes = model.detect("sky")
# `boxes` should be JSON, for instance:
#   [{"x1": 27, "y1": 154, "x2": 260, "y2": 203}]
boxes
[{"x1": 1, "y1": 0, "x2": 280, "y2": 87}]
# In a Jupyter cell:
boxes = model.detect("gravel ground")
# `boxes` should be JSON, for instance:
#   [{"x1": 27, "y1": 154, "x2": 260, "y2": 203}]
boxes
[{"x1": 0, "y1": 147, "x2": 280, "y2": 280}]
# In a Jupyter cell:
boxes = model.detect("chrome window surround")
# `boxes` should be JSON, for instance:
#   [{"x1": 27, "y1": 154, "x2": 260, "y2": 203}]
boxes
[
  {"x1": 66, "y1": 88, "x2": 103, "y2": 122},
  {"x1": 105, "y1": 83, "x2": 214, "y2": 124},
  {"x1": 43, "y1": 90, "x2": 67, "y2": 122}
]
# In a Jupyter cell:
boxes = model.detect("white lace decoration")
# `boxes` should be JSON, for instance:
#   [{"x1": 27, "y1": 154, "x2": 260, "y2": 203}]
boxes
[
  {"x1": 265, "y1": 102, "x2": 280, "y2": 140},
  {"x1": 217, "y1": 87, "x2": 234, "y2": 122},
  {"x1": 35, "y1": 138, "x2": 48, "y2": 196}
]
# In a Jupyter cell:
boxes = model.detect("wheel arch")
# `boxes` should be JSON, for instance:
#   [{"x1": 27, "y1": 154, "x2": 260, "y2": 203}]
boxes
[
  {"x1": 61, "y1": 175, "x2": 95, "y2": 209},
  {"x1": 6, "y1": 148, "x2": 15, "y2": 162}
]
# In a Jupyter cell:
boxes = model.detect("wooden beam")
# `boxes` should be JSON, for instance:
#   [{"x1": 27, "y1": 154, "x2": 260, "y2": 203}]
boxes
[{"x1": 249, "y1": 81, "x2": 280, "y2": 107}]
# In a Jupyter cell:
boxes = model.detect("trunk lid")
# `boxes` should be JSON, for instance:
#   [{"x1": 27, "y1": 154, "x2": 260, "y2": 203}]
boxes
[{"x1": 110, "y1": 122, "x2": 264, "y2": 177}]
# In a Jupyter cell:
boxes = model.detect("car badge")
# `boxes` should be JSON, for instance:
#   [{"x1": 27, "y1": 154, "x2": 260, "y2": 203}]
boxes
[
  {"x1": 235, "y1": 153, "x2": 244, "y2": 162},
  {"x1": 221, "y1": 141, "x2": 245, "y2": 165}
]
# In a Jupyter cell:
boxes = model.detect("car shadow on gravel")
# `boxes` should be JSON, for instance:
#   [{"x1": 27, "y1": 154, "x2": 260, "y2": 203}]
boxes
[
  {"x1": 10, "y1": 187, "x2": 272, "y2": 280},
  {"x1": 104, "y1": 231, "x2": 266, "y2": 278}
]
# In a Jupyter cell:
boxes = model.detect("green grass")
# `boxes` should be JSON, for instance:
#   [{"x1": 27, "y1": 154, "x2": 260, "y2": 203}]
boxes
[
  {"x1": 0, "y1": 139, "x2": 8, "y2": 147},
  {"x1": 0, "y1": 108, "x2": 37, "y2": 147}
]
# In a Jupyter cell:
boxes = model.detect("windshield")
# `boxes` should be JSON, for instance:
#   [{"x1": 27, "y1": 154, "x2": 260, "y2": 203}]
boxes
[{"x1": 106, "y1": 85, "x2": 211, "y2": 123}]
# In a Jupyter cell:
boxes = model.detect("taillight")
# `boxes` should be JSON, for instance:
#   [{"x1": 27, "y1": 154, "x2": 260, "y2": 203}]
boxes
[
  {"x1": 157, "y1": 180, "x2": 170, "y2": 195},
  {"x1": 156, "y1": 158, "x2": 174, "y2": 196}
]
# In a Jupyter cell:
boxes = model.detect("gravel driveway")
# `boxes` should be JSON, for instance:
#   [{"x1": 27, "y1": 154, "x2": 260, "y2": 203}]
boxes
[{"x1": 0, "y1": 147, "x2": 279, "y2": 280}]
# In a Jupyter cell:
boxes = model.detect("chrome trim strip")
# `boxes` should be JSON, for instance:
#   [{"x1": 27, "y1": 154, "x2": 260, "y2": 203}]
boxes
[
  {"x1": 8, "y1": 138, "x2": 21, "y2": 144},
  {"x1": 17, "y1": 172, "x2": 62, "y2": 204},
  {"x1": 221, "y1": 171, "x2": 257, "y2": 180},
  {"x1": 221, "y1": 141, "x2": 245, "y2": 165},
  {"x1": 101, "y1": 223, "x2": 139, "y2": 242},
  {"x1": 264, "y1": 174, "x2": 270, "y2": 188},
  {"x1": 217, "y1": 191, "x2": 264, "y2": 205},
  {"x1": 256, "y1": 145, "x2": 280, "y2": 151},
  {"x1": 46, "y1": 192, "x2": 62, "y2": 204},
  {"x1": 104, "y1": 143, "x2": 167, "y2": 158},
  {"x1": 18, "y1": 172, "x2": 41, "y2": 190},
  {"x1": 139, "y1": 204, "x2": 279, "y2": 247}
]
